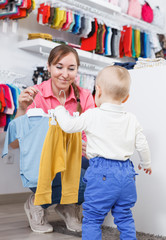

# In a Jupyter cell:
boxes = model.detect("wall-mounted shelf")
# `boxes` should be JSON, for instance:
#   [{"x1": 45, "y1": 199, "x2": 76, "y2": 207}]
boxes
[
  {"x1": 118, "y1": 12, "x2": 165, "y2": 34},
  {"x1": 70, "y1": 0, "x2": 121, "y2": 14},
  {"x1": 37, "y1": 0, "x2": 165, "y2": 34},
  {"x1": 18, "y1": 39, "x2": 120, "y2": 68}
]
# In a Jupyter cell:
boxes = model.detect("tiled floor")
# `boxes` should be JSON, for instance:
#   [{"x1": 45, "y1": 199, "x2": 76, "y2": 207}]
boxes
[{"x1": 0, "y1": 202, "x2": 82, "y2": 240}]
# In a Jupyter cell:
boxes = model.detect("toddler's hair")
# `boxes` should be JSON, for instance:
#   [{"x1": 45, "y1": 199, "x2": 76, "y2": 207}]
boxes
[{"x1": 96, "y1": 65, "x2": 131, "y2": 101}]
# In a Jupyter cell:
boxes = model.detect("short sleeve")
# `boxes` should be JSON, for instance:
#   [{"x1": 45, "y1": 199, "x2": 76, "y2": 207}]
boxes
[{"x1": 2, "y1": 119, "x2": 19, "y2": 158}]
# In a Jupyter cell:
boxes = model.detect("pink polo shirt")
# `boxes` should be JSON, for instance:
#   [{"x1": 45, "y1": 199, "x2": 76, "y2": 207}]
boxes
[{"x1": 27, "y1": 79, "x2": 95, "y2": 141}]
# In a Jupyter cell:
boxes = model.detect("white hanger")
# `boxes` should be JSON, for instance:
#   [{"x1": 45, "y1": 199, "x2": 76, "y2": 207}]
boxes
[
  {"x1": 26, "y1": 90, "x2": 50, "y2": 117},
  {"x1": 59, "y1": 89, "x2": 66, "y2": 106},
  {"x1": 26, "y1": 101, "x2": 50, "y2": 117},
  {"x1": 26, "y1": 108, "x2": 50, "y2": 117},
  {"x1": 27, "y1": 104, "x2": 57, "y2": 125},
  {"x1": 26, "y1": 90, "x2": 58, "y2": 125}
]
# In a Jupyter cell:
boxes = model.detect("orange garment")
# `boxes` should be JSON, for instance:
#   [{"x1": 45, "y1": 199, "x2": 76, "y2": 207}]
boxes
[{"x1": 34, "y1": 120, "x2": 82, "y2": 205}]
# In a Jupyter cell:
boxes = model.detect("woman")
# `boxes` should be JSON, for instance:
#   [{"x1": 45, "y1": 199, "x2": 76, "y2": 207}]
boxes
[{"x1": 11, "y1": 45, "x2": 95, "y2": 233}]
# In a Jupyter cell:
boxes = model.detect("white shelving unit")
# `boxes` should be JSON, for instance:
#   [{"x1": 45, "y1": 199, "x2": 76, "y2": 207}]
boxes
[
  {"x1": 70, "y1": 0, "x2": 121, "y2": 14},
  {"x1": 38, "y1": 0, "x2": 165, "y2": 34},
  {"x1": 18, "y1": 39, "x2": 119, "y2": 68},
  {"x1": 18, "y1": 0, "x2": 165, "y2": 69}
]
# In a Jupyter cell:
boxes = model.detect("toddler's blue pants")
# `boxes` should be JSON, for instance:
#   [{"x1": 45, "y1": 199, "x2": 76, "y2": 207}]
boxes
[{"x1": 82, "y1": 157, "x2": 137, "y2": 240}]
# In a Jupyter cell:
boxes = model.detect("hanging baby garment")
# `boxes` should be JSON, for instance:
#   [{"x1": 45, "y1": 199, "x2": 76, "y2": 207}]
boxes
[{"x1": 34, "y1": 120, "x2": 82, "y2": 205}]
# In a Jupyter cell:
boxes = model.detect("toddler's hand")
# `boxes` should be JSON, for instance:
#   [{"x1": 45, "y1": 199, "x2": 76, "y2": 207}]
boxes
[{"x1": 138, "y1": 164, "x2": 152, "y2": 175}]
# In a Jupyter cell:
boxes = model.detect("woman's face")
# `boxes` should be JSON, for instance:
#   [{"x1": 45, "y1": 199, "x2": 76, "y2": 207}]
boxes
[{"x1": 48, "y1": 52, "x2": 78, "y2": 94}]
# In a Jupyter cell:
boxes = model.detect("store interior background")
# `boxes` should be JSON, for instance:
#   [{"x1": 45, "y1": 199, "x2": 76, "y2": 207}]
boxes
[{"x1": 0, "y1": 0, "x2": 166, "y2": 237}]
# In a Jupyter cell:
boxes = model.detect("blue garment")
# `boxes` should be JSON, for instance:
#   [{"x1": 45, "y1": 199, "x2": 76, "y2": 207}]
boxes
[
  {"x1": 104, "y1": 26, "x2": 111, "y2": 55},
  {"x1": 114, "y1": 62, "x2": 136, "y2": 70},
  {"x1": 2, "y1": 115, "x2": 49, "y2": 187},
  {"x1": 4, "y1": 84, "x2": 20, "y2": 131},
  {"x1": 140, "y1": 32, "x2": 145, "y2": 57},
  {"x1": 143, "y1": 32, "x2": 147, "y2": 58},
  {"x1": 146, "y1": 33, "x2": 151, "y2": 58},
  {"x1": 72, "y1": 14, "x2": 81, "y2": 34},
  {"x1": 82, "y1": 157, "x2": 137, "y2": 240}
]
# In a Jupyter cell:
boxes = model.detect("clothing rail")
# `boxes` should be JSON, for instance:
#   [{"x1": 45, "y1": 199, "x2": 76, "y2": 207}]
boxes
[{"x1": 0, "y1": 69, "x2": 27, "y2": 89}]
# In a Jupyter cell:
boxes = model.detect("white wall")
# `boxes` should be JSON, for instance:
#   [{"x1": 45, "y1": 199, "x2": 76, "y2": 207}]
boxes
[
  {"x1": 129, "y1": 67, "x2": 166, "y2": 237},
  {"x1": 0, "y1": 133, "x2": 30, "y2": 194},
  {"x1": 104, "y1": 66, "x2": 166, "y2": 236}
]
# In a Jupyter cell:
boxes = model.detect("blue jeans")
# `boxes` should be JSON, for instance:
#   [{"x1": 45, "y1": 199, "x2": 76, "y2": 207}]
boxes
[
  {"x1": 30, "y1": 156, "x2": 89, "y2": 208},
  {"x1": 82, "y1": 157, "x2": 137, "y2": 240}
]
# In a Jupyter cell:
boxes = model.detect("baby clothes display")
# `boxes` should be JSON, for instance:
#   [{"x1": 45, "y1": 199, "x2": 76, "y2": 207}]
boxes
[
  {"x1": 0, "y1": 0, "x2": 36, "y2": 20},
  {"x1": 34, "y1": 1, "x2": 165, "y2": 60},
  {"x1": 134, "y1": 57, "x2": 166, "y2": 69},
  {"x1": 119, "y1": 26, "x2": 152, "y2": 58},
  {"x1": 2, "y1": 113, "x2": 82, "y2": 205},
  {"x1": 0, "y1": 84, "x2": 21, "y2": 132}
]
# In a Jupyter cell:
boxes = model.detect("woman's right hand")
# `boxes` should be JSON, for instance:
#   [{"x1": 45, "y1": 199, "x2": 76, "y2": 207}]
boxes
[
  {"x1": 18, "y1": 87, "x2": 39, "y2": 113},
  {"x1": 11, "y1": 87, "x2": 39, "y2": 149}
]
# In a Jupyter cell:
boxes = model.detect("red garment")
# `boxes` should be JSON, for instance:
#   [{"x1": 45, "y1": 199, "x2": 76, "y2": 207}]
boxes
[
  {"x1": 24, "y1": 0, "x2": 32, "y2": 9},
  {"x1": 81, "y1": 18, "x2": 98, "y2": 51},
  {"x1": 123, "y1": 25, "x2": 132, "y2": 57},
  {"x1": 9, "y1": 8, "x2": 27, "y2": 19},
  {"x1": 0, "y1": 0, "x2": 8, "y2": 9},
  {"x1": 119, "y1": 26, "x2": 132, "y2": 58},
  {"x1": 0, "y1": 85, "x2": 12, "y2": 108},
  {"x1": 0, "y1": 86, "x2": 6, "y2": 112},
  {"x1": 37, "y1": 3, "x2": 50, "y2": 24},
  {"x1": 0, "y1": 112, "x2": 6, "y2": 127},
  {"x1": 119, "y1": 29, "x2": 125, "y2": 58}
]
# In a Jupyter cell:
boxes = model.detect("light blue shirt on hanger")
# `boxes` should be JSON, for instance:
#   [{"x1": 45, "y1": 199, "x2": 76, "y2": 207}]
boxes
[{"x1": 2, "y1": 115, "x2": 49, "y2": 188}]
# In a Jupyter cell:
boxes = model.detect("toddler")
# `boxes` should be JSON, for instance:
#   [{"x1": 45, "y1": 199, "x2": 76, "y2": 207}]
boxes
[{"x1": 54, "y1": 65, "x2": 152, "y2": 240}]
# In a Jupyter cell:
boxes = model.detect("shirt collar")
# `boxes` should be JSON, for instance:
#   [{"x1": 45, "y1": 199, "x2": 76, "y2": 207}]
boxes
[
  {"x1": 41, "y1": 79, "x2": 76, "y2": 102},
  {"x1": 41, "y1": 79, "x2": 53, "y2": 98},
  {"x1": 100, "y1": 103, "x2": 126, "y2": 113}
]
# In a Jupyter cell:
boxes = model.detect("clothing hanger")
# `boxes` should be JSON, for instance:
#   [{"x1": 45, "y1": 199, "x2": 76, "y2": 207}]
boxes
[
  {"x1": 26, "y1": 90, "x2": 69, "y2": 125},
  {"x1": 59, "y1": 89, "x2": 66, "y2": 106},
  {"x1": 26, "y1": 90, "x2": 50, "y2": 117}
]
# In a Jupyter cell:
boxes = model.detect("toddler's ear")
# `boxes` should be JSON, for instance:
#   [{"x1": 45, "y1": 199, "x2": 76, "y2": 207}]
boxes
[
  {"x1": 96, "y1": 85, "x2": 102, "y2": 97},
  {"x1": 122, "y1": 94, "x2": 129, "y2": 103}
]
